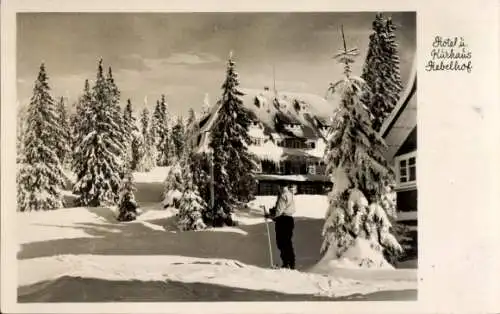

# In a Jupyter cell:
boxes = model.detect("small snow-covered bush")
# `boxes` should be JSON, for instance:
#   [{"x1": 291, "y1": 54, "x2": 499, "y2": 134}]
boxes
[
  {"x1": 162, "y1": 161, "x2": 184, "y2": 208},
  {"x1": 117, "y1": 172, "x2": 138, "y2": 222}
]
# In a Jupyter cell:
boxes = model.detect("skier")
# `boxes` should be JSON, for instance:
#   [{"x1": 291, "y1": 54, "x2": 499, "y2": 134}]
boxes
[{"x1": 265, "y1": 184, "x2": 297, "y2": 269}]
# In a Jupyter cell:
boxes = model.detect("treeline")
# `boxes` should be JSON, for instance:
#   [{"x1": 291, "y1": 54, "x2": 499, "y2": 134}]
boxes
[{"x1": 16, "y1": 59, "x2": 189, "y2": 212}]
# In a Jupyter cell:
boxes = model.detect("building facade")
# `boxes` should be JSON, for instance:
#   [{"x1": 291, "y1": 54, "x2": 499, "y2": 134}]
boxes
[
  {"x1": 194, "y1": 88, "x2": 336, "y2": 195},
  {"x1": 380, "y1": 64, "x2": 417, "y2": 224}
]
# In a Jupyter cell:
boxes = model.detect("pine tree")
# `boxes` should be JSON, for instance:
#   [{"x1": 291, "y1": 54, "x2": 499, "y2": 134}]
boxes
[
  {"x1": 361, "y1": 13, "x2": 403, "y2": 132},
  {"x1": 72, "y1": 59, "x2": 125, "y2": 206},
  {"x1": 70, "y1": 80, "x2": 93, "y2": 169},
  {"x1": 16, "y1": 104, "x2": 28, "y2": 164},
  {"x1": 138, "y1": 108, "x2": 156, "y2": 172},
  {"x1": 106, "y1": 66, "x2": 128, "y2": 164},
  {"x1": 17, "y1": 63, "x2": 65, "y2": 211},
  {"x1": 162, "y1": 158, "x2": 184, "y2": 208},
  {"x1": 151, "y1": 100, "x2": 162, "y2": 150},
  {"x1": 176, "y1": 154, "x2": 207, "y2": 231},
  {"x1": 156, "y1": 95, "x2": 175, "y2": 166},
  {"x1": 172, "y1": 115, "x2": 186, "y2": 159},
  {"x1": 117, "y1": 170, "x2": 138, "y2": 222},
  {"x1": 123, "y1": 99, "x2": 137, "y2": 136},
  {"x1": 207, "y1": 52, "x2": 258, "y2": 227},
  {"x1": 123, "y1": 99, "x2": 138, "y2": 169},
  {"x1": 130, "y1": 132, "x2": 144, "y2": 172},
  {"x1": 56, "y1": 96, "x2": 71, "y2": 166},
  {"x1": 185, "y1": 108, "x2": 198, "y2": 147},
  {"x1": 320, "y1": 27, "x2": 402, "y2": 269}
]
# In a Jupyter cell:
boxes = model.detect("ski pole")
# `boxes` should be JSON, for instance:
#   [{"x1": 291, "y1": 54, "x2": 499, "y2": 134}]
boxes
[{"x1": 261, "y1": 205, "x2": 274, "y2": 267}]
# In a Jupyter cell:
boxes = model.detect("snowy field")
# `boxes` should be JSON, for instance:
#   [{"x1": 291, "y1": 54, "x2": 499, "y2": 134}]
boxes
[{"x1": 17, "y1": 168, "x2": 417, "y2": 302}]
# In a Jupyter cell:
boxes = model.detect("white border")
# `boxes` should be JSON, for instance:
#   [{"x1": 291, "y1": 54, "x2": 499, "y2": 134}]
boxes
[{"x1": 2, "y1": 0, "x2": 500, "y2": 313}]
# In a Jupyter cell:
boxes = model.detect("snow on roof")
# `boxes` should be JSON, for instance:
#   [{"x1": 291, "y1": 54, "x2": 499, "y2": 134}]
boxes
[
  {"x1": 255, "y1": 173, "x2": 330, "y2": 182},
  {"x1": 240, "y1": 88, "x2": 338, "y2": 137},
  {"x1": 193, "y1": 88, "x2": 338, "y2": 154}
]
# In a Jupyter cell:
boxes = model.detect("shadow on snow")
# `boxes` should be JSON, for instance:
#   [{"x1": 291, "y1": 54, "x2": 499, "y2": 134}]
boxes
[{"x1": 19, "y1": 209, "x2": 325, "y2": 271}]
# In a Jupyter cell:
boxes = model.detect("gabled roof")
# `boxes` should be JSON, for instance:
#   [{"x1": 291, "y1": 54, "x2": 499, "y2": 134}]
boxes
[
  {"x1": 380, "y1": 58, "x2": 417, "y2": 162},
  {"x1": 194, "y1": 88, "x2": 338, "y2": 153}
]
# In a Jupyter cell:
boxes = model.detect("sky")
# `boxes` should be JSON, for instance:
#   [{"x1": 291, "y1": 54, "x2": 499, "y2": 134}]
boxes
[{"x1": 17, "y1": 12, "x2": 416, "y2": 116}]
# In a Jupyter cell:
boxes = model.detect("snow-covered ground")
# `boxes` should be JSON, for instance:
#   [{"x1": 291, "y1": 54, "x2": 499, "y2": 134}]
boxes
[{"x1": 17, "y1": 168, "x2": 417, "y2": 302}]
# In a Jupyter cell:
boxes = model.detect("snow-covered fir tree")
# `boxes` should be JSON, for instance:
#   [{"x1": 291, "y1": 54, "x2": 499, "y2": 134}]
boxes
[
  {"x1": 71, "y1": 80, "x2": 93, "y2": 150},
  {"x1": 123, "y1": 99, "x2": 138, "y2": 168},
  {"x1": 162, "y1": 157, "x2": 185, "y2": 208},
  {"x1": 155, "y1": 95, "x2": 176, "y2": 166},
  {"x1": 17, "y1": 63, "x2": 65, "y2": 211},
  {"x1": 106, "y1": 66, "x2": 128, "y2": 162},
  {"x1": 207, "y1": 52, "x2": 258, "y2": 227},
  {"x1": 70, "y1": 80, "x2": 93, "y2": 167},
  {"x1": 72, "y1": 59, "x2": 126, "y2": 206},
  {"x1": 151, "y1": 100, "x2": 162, "y2": 150},
  {"x1": 56, "y1": 96, "x2": 71, "y2": 167},
  {"x1": 171, "y1": 115, "x2": 186, "y2": 159},
  {"x1": 361, "y1": 13, "x2": 403, "y2": 132},
  {"x1": 320, "y1": 28, "x2": 402, "y2": 269},
  {"x1": 176, "y1": 154, "x2": 207, "y2": 231},
  {"x1": 130, "y1": 132, "x2": 144, "y2": 172},
  {"x1": 185, "y1": 108, "x2": 199, "y2": 151},
  {"x1": 16, "y1": 103, "x2": 28, "y2": 164},
  {"x1": 116, "y1": 170, "x2": 138, "y2": 222},
  {"x1": 137, "y1": 107, "x2": 157, "y2": 172},
  {"x1": 123, "y1": 99, "x2": 137, "y2": 137}
]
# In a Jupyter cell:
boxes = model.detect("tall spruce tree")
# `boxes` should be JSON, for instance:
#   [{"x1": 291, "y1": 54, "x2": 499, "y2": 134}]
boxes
[
  {"x1": 156, "y1": 95, "x2": 175, "y2": 166},
  {"x1": 176, "y1": 152, "x2": 207, "y2": 231},
  {"x1": 320, "y1": 28, "x2": 402, "y2": 269},
  {"x1": 106, "y1": 66, "x2": 128, "y2": 164},
  {"x1": 17, "y1": 63, "x2": 65, "y2": 211},
  {"x1": 185, "y1": 108, "x2": 198, "y2": 150},
  {"x1": 123, "y1": 99, "x2": 137, "y2": 135},
  {"x1": 172, "y1": 115, "x2": 186, "y2": 159},
  {"x1": 71, "y1": 80, "x2": 93, "y2": 169},
  {"x1": 56, "y1": 96, "x2": 71, "y2": 167},
  {"x1": 123, "y1": 99, "x2": 138, "y2": 169},
  {"x1": 151, "y1": 100, "x2": 162, "y2": 150},
  {"x1": 361, "y1": 13, "x2": 403, "y2": 132},
  {"x1": 207, "y1": 52, "x2": 257, "y2": 227},
  {"x1": 16, "y1": 104, "x2": 28, "y2": 164},
  {"x1": 72, "y1": 59, "x2": 125, "y2": 206},
  {"x1": 138, "y1": 107, "x2": 156, "y2": 172}
]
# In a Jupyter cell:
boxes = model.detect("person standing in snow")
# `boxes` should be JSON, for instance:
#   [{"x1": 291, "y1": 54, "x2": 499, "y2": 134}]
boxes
[{"x1": 265, "y1": 184, "x2": 297, "y2": 269}]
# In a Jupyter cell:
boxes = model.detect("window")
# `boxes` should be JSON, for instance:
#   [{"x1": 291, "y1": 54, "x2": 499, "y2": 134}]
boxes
[
  {"x1": 395, "y1": 151, "x2": 417, "y2": 189},
  {"x1": 278, "y1": 162, "x2": 285, "y2": 174},
  {"x1": 258, "y1": 182, "x2": 280, "y2": 195},
  {"x1": 250, "y1": 137, "x2": 263, "y2": 145},
  {"x1": 308, "y1": 164, "x2": 316, "y2": 175}
]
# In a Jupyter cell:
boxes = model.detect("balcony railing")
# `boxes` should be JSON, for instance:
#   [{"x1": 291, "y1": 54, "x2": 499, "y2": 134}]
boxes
[{"x1": 258, "y1": 160, "x2": 326, "y2": 176}]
